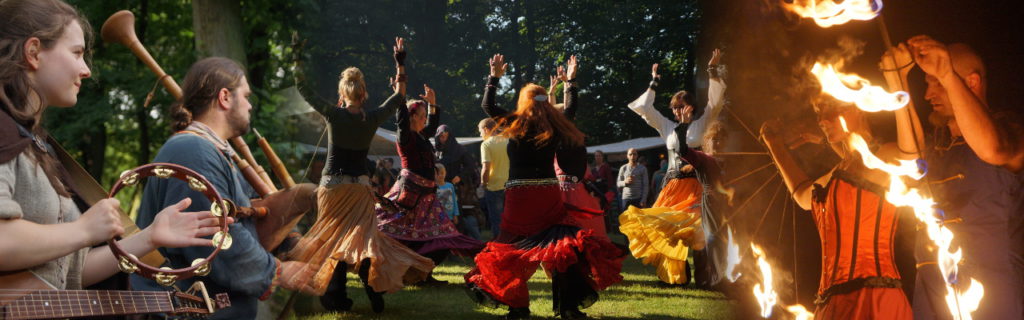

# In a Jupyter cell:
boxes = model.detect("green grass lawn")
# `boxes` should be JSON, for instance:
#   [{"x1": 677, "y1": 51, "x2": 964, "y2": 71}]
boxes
[{"x1": 269, "y1": 234, "x2": 737, "y2": 319}]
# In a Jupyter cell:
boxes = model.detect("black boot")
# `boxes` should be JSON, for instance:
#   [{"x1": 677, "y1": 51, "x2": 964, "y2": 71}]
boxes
[
  {"x1": 505, "y1": 307, "x2": 531, "y2": 320},
  {"x1": 418, "y1": 251, "x2": 449, "y2": 286},
  {"x1": 320, "y1": 263, "x2": 353, "y2": 312},
  {"x1": 558, "y1": 308, "x2": 588, "y2": 320},
  {"x1": 555, "y1": 263, "x2": 597, "y2": 319},
  {"x1": 358, "y1": 259, "x2": 385, "y2": 313}
]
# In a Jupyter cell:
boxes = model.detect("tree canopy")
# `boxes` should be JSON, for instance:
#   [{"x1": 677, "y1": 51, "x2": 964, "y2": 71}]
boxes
[{"x1": 54, "y1": 0, "x2": 701, "y2": 197}]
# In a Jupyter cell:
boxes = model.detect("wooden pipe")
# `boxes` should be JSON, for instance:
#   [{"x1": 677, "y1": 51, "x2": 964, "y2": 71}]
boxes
[
  {"x1": 230, "y1": 138, "x2": 278, "y2": 193},
  {"x1": 231, "y1": 154, "x2": 274, "y2": 197},
  {"x1": 102, "y1": 10, "x2": 275, "y2": 197},
  {"x1": 254, "y1": 129, "x2": 295, "y2": 188}
]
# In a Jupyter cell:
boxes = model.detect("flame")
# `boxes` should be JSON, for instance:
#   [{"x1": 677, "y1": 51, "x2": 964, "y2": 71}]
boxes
[
  {"x1": 839, "y1": 119, "x2": 984, "y2": 319},
  {"x1": 751, "y1": 244, "x2": 778, "y2": 318},
  {"x1": 786, "y1": 304, "x2": 815, "y2": 320},
  {"x1": 812, "y1": 62, "x2": 910, "y2": 112},
  {"x1": 783, "y1": 0, "x2": 883, "y2": 28},
  {"x1": 716, "y1": 181, "x2": 736, "y2": 206},
  {"x1": 725, "y1": 227, "x2": 742, "y2": 282}
]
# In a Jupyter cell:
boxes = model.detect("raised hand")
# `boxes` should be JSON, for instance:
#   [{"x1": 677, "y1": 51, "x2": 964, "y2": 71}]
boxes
[
  {"x1": 393, "y1": 37, "x2": 406, "y2": 66},
  {"x1": 147, "y1": 198, "x2": 232, "y2": 248},
  {"x1": 880, "y1": 42, "x2": 914, "y2": 76},
  {"x1": 673, "y1": 105, "x2": 694, "y2": 124},
  {"x1": 907, "y1": 35, "x2": 953, "y2": 80},
  {"x1": 548, "y1": 74, "x2": 559, "y2": 97},
  {"x1": 651, "y1": 63, "x2": 661, "y2": 81},
  {"x1": 759, "y1": 118, "x2": 784, "y2": 142},
  {"x1": 565, "y1": 55, "x2": 578, "y2": 81},
  {"x1": 709, "y1": 48, "x2": 722, "y2": 66},
  {"x1": 419, "y1": 84, "x2": 437, "y2": 105},
  {"x1": 489, "y1": 54, "x2": 507, "y2": 78}
]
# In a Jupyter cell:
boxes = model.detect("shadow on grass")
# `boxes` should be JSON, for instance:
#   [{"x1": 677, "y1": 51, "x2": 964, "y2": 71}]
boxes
[{"x1": 273, "y1": 253, "x2": 735, "y2": 319}]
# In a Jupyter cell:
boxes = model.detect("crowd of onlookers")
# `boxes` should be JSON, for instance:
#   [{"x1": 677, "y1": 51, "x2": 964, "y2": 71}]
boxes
[{"x1": 354, "y1": 131, "x2": 669, "y2": 240}]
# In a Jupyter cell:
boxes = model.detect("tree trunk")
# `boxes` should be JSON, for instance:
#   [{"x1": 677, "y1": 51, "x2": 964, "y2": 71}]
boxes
[{"x1": 192, "y1": 0, "x2": 248, "y2": 66}]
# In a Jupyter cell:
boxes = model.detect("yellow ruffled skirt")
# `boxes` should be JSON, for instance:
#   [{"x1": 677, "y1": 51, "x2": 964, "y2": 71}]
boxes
[{"x1": 618, "y1": 177, "x2": 704, "y2": 284}]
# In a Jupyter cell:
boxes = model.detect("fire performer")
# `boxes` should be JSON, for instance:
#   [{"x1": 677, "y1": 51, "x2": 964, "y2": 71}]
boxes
[
  {"x1": 619, "y1": 49, "x2": 727, "y2": 287},
  {"x1": 285, "y1": 38, "x2": 435, "y2": 314},
  {"x1": 374, "y1": 84, "x2": 484, "y2": 285},
  {"x1": 465, "y1": 54, "x2": 624, "y2": 320},
  {"x1": 761, "y1": 95, "x2": 914, "y2": 318},
  {"x1": 905, "y1": 36, "x2": 1024, "y2": 320}
]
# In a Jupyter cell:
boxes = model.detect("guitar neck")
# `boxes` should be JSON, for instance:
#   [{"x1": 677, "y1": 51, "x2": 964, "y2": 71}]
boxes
[{"x1": 0, "y1": 289, "x2": 176, "y2": 319}]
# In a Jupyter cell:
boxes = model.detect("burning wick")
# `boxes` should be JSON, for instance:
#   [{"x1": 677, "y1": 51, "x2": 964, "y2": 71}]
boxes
[
  {"x1": 812, "y1": 63, "x2": 910, "y2": 112},
  {"x1": 783, "y1": 0, "x2": 883, "y2": 28}
]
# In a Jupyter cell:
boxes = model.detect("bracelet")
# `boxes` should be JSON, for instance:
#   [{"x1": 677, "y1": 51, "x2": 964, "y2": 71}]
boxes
[
  {"x1": 707, "y1": 65, "x2": 720, "y2": 78},
  {"x1": 879, "y1": 60, "x2": 915, "y2": 72},
  {"x1": 396, "y1": 74, "x2": 408, "y2": 82},
  {"x1": 648, "y1": 80, "x2": 660, "y2": 89},
  {"x1": 566, "y1": 78, "x2": 578, "y2": 83}
]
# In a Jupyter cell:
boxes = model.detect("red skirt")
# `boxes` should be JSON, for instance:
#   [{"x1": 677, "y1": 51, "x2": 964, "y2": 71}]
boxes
[
  {"x1": 467, "y1": 181, "x2": 623, "y2": 308},
  {"x1": 558, "y1": 177, "x2": 607, "y2": 241},
  {"x1": 499, "y1": 182, "x2": 577, "y2": 236}
]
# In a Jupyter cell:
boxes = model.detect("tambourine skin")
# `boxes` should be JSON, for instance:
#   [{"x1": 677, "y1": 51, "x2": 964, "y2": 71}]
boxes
[{"x1": 107, "y1": 163, "x2": 231, "y2": 286}]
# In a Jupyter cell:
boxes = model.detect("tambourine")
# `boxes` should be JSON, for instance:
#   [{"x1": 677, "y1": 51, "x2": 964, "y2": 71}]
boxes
[{"x1": 107, "y1": 163, "x2": 233, "y2": 287}]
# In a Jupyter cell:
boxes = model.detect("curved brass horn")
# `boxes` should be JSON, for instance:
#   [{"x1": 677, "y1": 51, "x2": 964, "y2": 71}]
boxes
[{"x1": 100, "y1": 10, "x2": 183, "y2": 99}]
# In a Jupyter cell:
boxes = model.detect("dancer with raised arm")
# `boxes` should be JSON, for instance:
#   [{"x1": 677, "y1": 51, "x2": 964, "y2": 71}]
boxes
[
  {"x1": 285, "y1": 37, "x2": 434, "y2": 314},
  {"x1": 376, "y1": 84, "x2": 484, "y2": 285},
  {"x1": 618, "y1": 49, "x2": 726, "y2": 286},
  {"x1": 465, "y1": 54, "x2": 623, "y2": 320},
  {"x1": 548, "y1": 56, "x2": 608, "y2": 241}
]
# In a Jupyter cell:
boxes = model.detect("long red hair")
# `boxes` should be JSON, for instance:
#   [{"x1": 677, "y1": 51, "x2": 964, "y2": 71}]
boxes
[{"x1": 498, "y1": 83, "x2": 585, "y2": 147}]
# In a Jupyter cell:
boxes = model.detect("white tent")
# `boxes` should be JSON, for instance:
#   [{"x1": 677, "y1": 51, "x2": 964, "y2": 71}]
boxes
[
  {"x1": 293, "y1": 127, "x2": 483, "y2": 157},
  {"x1": 586, "y1": 136, "x2": 664, "y2": 155}
]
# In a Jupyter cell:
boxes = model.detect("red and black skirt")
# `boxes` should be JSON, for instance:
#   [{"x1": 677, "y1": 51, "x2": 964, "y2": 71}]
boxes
[{"x1": 466, "y1": 179, "x2": 624, "y2": 308}]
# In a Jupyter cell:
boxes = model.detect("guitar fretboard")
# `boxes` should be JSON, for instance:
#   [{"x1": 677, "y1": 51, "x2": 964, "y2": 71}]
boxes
[{"x1": 0, "y1": 290, "x2": 173, "y2": 319}]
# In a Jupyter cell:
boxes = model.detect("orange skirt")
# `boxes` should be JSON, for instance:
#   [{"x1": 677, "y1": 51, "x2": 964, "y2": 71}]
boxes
[
  {"x1": 284, "y1": 183, "x2": 434, "y2": 294},
  {"x1": 618, "y1": 177, "x2": 703, "y2": 284}
]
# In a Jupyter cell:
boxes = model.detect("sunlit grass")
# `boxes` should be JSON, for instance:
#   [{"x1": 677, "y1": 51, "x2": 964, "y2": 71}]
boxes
[{"x1": 269, "y1": 234, "x2": 737, "y2": 319}]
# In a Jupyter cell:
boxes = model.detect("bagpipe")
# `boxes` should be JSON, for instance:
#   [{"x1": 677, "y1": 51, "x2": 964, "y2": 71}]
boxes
[{"x1": 101, "y1": 10, "x2": 317, "y2": 252}]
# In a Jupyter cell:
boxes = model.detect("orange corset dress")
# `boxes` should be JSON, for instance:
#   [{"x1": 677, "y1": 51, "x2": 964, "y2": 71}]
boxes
[{"x1": 811, "y1": 170, "x2": 909, "y2": 317}]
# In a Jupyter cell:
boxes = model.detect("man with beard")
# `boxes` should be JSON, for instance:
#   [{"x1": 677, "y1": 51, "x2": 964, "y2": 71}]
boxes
[
  {"x1": 132, "y1": 57, "x2": 309, "y2": 319},
  {"x1": 903, "y1": 36, "x2": 1024, "y2": 320}
]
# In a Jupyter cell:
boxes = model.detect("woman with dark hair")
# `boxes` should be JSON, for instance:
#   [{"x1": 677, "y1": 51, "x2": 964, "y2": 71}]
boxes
[
  {"x1": 547, "y1": 56, "x2": 608, "y2": 241},
  {"x1": 618, "y1": 50, "x2": 727, "y2": 286},
  {"x1": 375, "y1": 85, "x2": 484, "y2": 284},
  {"x1": 465, "y1": 54, "x2": 623, "y2": 320},
  {"x1": 0, "y1": 0, "x2": 222, "y2": 292},
  {"x1": 284, "y1": 38, "x2": 434, "y2": 314}
]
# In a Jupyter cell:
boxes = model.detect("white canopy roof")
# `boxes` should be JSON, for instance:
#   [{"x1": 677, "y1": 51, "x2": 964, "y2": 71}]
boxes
[
  {"x1": 295, "y1": 127, "x2": 483, "y2": 156},
  {"x1": 586, "y1": 136, "x2": 664, "y2": 155}
]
